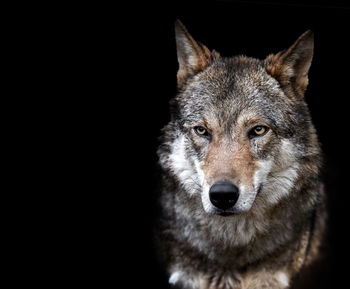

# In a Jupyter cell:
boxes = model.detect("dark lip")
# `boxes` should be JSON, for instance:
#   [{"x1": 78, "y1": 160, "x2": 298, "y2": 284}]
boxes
[{"x1": 217, "y1": 211, "x2": 235, "y2": 217}]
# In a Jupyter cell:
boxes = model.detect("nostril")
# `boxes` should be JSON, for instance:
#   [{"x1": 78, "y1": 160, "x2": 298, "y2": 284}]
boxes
[{"x1": 209, "y1": 181, "x2": 239, "y2": 210}]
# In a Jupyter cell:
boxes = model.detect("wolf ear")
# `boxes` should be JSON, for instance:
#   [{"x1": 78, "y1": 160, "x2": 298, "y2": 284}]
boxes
[
  {"x1": 265, "y1": 30, "x2": 314, "y2": 98},
  {"x1": 175, "y1": 20, "x2": 218, "y2": 88}
]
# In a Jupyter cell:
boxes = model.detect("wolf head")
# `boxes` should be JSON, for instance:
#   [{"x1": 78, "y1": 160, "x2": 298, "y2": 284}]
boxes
[{"x1": 159, "y1": 20, "x2": 320, "y2": 217}]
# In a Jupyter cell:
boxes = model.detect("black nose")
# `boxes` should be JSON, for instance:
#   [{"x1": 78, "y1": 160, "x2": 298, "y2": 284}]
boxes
[{"x1": 209, "y1": 181, "x2": 239, "y2": 210}]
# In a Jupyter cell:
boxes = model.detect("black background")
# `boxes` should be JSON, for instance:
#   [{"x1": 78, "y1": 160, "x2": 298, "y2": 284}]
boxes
[{"x1": 89, "y1": 1, "x2": 350, "y2": 288}]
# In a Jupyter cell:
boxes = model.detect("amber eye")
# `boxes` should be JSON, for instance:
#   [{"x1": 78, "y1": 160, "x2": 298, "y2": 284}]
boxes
[
  {"x1": 194, "y1": 126, "x2": 210, "y2": 138},
  {"x1": 248, "y1": 125, "x2": 269, "y2": 139}
]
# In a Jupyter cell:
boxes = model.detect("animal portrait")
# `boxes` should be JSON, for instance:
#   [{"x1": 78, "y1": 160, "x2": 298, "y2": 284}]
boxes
[{"x1": 156, "y1": 20, "x2": 327, "y2": 289}]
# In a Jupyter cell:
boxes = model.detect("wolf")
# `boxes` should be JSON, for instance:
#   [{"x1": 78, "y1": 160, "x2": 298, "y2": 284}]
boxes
[{"x1": 157, "y1": 20, "x2": 326, "y2": 289}]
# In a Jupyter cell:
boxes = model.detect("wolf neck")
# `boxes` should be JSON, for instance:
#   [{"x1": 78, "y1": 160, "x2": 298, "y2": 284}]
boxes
[{"x1": 164, "y1": 172, "x2": 319, "y2": 267}]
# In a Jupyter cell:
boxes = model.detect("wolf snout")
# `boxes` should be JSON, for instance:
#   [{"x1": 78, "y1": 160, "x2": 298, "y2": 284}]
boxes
[{"x1": 209, "y1": 181, "x2": 239, "y2": 210}]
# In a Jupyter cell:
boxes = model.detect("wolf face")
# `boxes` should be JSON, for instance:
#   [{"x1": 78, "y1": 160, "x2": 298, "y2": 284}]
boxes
[{"x1": 160, "y1": 21, "x2": 319, "y2": 218}]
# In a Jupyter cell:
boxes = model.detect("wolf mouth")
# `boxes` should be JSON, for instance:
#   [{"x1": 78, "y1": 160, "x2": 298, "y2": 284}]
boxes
[{"x1": 218, "y1": 211, "x2": 235, "y2": 217}]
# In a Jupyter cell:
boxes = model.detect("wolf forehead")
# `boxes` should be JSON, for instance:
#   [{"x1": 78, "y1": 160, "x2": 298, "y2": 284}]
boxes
[
  {"x1": 183, "y1": 56, "x2": 279, "y2": 98},
  {"x1": 175, "y1": 56, "x2": 296, "y2": 127}
]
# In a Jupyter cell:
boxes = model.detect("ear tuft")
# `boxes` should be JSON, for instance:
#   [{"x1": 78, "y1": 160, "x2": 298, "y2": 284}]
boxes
[
  {"x1": 175, "y1": 20, "x2": 216, "y2": 88},
  {"x1": 265, "y1": 30, "x2": 314, "y2": 98}
]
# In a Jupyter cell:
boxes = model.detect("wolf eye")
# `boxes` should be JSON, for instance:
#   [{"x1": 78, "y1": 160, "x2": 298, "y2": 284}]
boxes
[
  {"x1": 248, "y1": 125, "x2": 269, "y2": 139},
  {"x1": 194, "y1": 126, "x2": 210, "y2": 138}
]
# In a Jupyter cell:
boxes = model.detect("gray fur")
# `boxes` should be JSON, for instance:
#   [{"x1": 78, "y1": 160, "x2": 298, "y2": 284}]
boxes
[{"x1": 157, "y1": 21, "x2": 326, "y2": 289}]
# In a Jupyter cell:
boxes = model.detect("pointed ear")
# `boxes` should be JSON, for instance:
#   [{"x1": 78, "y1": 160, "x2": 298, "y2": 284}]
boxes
[
  {"x1": 175, "y1": 20, "x2": 218, "y2": 88},
  {"x1": 265, "y1": 30, "x2": 314, "y2": 98}
]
